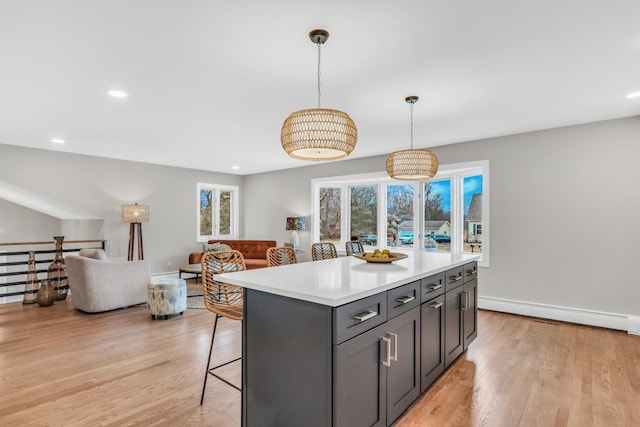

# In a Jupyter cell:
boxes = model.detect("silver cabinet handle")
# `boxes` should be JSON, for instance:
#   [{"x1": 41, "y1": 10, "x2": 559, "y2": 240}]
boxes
[
  {"x1": 461, "y1": 291, "x2": 469, "y2": 311},
  {"x1": 397, "y1": 295, "x2": 415, "y2": 305},
  {"x1": 466, "y1": 269, "x2": 476, "y2": 276},
  {"x1": 428, "y1": 301, "x2": 443, "y2": 309},
  {"x1": 467, "y1": 292, "x2": 471, "y2": 310},
  {"x1": 428, "y1": 284, "x2": 442, "y2": 291},
  {"x1": 381, "y1": 336, "x2": 392, "y2": 367},
  {"x1": 389, "y1": 333, "x2": 398, "y2": 362},
  {"x1": 353, "y1": 310, "x2": 377, "y2": 322},
  {"x1": 450, "y1": 276, "x2": 462, "y2": 282}
]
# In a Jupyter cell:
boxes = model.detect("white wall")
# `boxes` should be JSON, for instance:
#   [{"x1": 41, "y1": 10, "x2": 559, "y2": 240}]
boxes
[
  {"x1": 243, "y1": 116, "x2": 640, "y2": 328},
  {"x1": 0, "y1": 144, "x2": 243, "y2": 274}
]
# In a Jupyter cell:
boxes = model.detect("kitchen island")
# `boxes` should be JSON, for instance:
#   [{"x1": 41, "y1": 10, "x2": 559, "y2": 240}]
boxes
[{"x1": 216, "y1": 250, "x2": 479, "y2": 427}]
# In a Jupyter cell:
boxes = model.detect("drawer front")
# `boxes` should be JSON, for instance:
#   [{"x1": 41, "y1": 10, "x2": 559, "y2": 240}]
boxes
[
  {"x1": 420, "y1": 273, "x2": 445, "y2": 302},
  {"x1": 445, "y1": 266, "x2": 464, "y2": 291},
  {"x1": 335, "y1": 293, "x2": 387, "y2": 344},
  {"x1": 463, "y1": 261, "x2": 477, "y2": 283},
  {"x1": 387, "y1": 280, "x2": 420, "y2": 319}
]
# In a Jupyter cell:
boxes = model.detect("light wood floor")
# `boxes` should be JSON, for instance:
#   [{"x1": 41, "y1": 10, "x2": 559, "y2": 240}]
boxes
[{"x1": 1, "y1": 289, "x2": 639, "y2": 427}]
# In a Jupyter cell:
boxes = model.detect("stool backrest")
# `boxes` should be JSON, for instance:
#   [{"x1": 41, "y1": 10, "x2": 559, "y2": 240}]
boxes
[
  {"x1": 345, "y1": 240, "x2": 365, "y2": 256},
  {"x1": 201, "y1": 250, "x2": 245, "y2": 320},
  {"x1": 267, "y1": 246, "x2": 298, "y2": 267},
  {"x1": 311, "y1": 242, "x2": 338, "y2": 261}
]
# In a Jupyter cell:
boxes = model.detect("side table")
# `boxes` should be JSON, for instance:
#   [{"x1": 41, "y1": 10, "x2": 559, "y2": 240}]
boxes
[{"x1": 179, "y1": 263, "x2": 202, "y2": 283}]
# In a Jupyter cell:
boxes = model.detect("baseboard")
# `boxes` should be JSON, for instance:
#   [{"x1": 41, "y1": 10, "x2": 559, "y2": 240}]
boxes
[{"x1": 479, "y1": 296, "x2": 638, "y2": 334}]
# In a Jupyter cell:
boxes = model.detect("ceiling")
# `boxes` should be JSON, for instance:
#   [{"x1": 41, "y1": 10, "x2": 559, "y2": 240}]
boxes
[{"x1": 1, "y1": 1, "x2": 640, "y2": 176}]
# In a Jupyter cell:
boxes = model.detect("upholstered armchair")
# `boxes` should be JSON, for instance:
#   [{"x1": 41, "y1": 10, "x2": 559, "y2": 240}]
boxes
[{"x1": 65, "y1": 249, "x2": 151, "y2": 313}]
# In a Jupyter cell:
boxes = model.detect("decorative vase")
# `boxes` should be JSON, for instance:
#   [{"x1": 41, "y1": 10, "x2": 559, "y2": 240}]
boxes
[
  {"x1": 36, "y1": 280, "x2": 56, "y2": 307},
  {"x1": 22, "y1": 251, "x2": 40, "y2": 304},
  {"x1": 48, "y1": 236, "x2": 68, "y2": 301}
]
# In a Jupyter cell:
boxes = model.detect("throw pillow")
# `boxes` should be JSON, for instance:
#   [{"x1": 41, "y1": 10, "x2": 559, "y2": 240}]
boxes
[
  {"x1": 203, "y1": 242, "x2": 220, "y2": 252},
  {"x1": 204, "y1": 243, "x2": 232, "y2": 253},
  {"x1": 78, "y1": 248, "x2": 109, "y2": 261}
]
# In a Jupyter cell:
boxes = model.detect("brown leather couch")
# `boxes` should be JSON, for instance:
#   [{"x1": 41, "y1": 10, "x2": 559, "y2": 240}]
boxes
[{"x1": 188, "y1": 239, "x2": 277, "y2": 270}]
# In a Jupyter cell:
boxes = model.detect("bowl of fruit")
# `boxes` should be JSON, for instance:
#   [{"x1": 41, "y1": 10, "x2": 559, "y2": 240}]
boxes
[{"x1": 353, "y1": 249, "x2": 408, "y2": 263}]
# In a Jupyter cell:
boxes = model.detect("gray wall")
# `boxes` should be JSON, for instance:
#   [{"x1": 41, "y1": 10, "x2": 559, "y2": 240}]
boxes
[
  {"x1": 244, "y1": 116, "x2": 640, "y2": 317},
  {"x1": 2, "y1": 115, "x2": 639, "y2": 320},
  {"x1": 0, "y1": 144, "x2": 242, "y2": 273}
]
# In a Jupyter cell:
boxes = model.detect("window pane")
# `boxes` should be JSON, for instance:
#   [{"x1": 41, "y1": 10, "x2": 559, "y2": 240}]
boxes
[
  {"x1": 319, "y1": 187, "x2": 341, "y2": 245},
  {"x1": 350, "y1": 186, "x2": 378, "y2": 246},
  {"x1": 463, "y1": 175, "x2": 483, "y2": 254},
  {"x1": 199, "y1": 189, "x2": 213, "y2": 237},
  {"x1": 387, "y1": 184, "x2": 414, "y2": 248},
  {"x1": 424, "y1": 180, "x2": 451, "y2": 252},
  {"x1": 219, "y1": 190, "x2": 232, "y2": 235}
]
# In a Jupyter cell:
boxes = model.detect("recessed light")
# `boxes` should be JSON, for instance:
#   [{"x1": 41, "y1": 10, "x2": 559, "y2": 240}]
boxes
[
  {"x1": 231, "y1": 166, "x2": 240, "y2": 170},
  {"x1": 51, "y1": 138, "x2": 65, "y2": 144},
  {"x1": 626, "y1": 91, "x2": 640, "y2": 99},
  {"x1": 108, "y1": 90, "x2": 128, "y2": 98}
]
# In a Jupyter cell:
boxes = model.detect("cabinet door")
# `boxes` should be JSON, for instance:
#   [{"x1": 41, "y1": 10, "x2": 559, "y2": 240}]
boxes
[
  {"x1": 463, "y1": 279, "x2": 478, "y2": 349},
  {"x1": 444, "y1": 286, "x2": 464, "y2": 368},
  {"x1": 420, "y1": 295, "x2": 445, "y2": 392},
  {"x1": 335, "y1": 323, "x2": 387, "y2": 427},
  {"x1": 386, "y1": 308, "x2": 420, "y2": 425}
]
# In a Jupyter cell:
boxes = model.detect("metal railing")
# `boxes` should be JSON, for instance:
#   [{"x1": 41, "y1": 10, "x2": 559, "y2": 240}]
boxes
[{"x1": 0, "y1": 239, "x2": 106, "y2": 303}]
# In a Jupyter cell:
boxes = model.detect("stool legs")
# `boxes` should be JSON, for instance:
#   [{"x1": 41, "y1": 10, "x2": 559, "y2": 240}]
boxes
[{"x1": 200, "y1": 315, "x2": 241, "y2": 405}]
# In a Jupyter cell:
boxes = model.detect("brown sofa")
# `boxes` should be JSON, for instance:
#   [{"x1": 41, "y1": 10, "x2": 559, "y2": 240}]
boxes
[{"x1": 188, "y1": 239, "x2": 277, "y2": 270}]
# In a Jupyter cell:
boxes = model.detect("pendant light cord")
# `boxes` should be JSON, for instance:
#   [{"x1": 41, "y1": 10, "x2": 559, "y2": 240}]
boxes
[
  {"x1": 317, "y1": 41, "x2": 322, "y2": 109},
  {"x1": 410, "y1": 101, "x2": 414, "y2": 149}
]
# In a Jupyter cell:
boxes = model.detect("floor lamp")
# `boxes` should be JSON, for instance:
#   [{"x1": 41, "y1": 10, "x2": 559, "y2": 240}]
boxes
[{"x1": 122, "y1": 203, "x2": 149, "y2": 261}]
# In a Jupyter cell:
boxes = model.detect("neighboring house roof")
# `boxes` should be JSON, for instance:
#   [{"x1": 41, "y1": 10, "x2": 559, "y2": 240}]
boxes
[
  {"x1": 425, "y1": 220, "x2": 449, "y2": 229},
  {"x1": 466, "y1": 194, "x2": 482, "y2": 222}
]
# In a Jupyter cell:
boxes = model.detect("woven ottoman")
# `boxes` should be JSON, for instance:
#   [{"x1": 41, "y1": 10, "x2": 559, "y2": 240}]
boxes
[{"x1": 147, "y1": 278, "x2": 187, "y2": 319}]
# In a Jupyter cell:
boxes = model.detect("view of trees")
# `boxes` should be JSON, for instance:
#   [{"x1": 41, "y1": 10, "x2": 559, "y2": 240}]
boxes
[
  {"x1": 424, "y1": 182, "x2": 450, "y2": 220},
  {"x1": 199, "y1": 189, "x2": 232, "y2": 237},
  {"x1": 319, "y1": 188, "x2": 341, "y2": 241},
  {"x1": 199, "y1": 189, "x2": 213, "y2": 236},
  {"x1": 350, "y1": 186, "x2": 378, "y2": 239},
  {"x1": 219, "y1": 191, "x2": 231, "y2": 235}
]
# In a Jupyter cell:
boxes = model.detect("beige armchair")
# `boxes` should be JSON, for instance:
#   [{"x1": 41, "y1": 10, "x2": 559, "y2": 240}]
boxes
[{"x1": 65, "y1": 249, "x2": 151, "y2": 313}]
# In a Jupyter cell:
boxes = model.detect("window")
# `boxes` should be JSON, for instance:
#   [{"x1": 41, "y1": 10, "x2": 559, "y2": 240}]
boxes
[
  {"x1": 424, "y1": 179, "x2": 451, "y2": 252},
  {"x1": 311, "y1": 161, "x2": 489, "y2": 266},
  {"x1": 319, "y1": 187, "x2": 341, "y2": 244},
  {"x1": 197, "y1": 183, "x2": 239, "y2": 242},
  {"x1": 350, "y1": 186, "x2": 378, "y2": 246},
  {"x1": 387, "y1": 183, "x2": 415, "y2": 248}
]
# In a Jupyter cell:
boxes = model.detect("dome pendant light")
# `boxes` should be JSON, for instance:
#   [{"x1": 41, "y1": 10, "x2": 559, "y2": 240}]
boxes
[
  {"x1": 386, "y1": 96, "x2": 439, "y2": 180},
  {"x1": 281, "y1": 29, "x2": 357, "y2": 161}
]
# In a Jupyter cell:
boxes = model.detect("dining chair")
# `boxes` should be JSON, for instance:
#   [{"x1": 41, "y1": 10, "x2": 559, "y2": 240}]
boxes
[
  {"x1": 345, "y1": 240, "x2": 365, "y2": 256},
  {"x1": 311, "y1": 242, "x2": 338, "y2": 261},
  {"x1": 266, "y1": 246, "x2": 298, "y2": 267},
  {"x1": 200, "y1": 249, "x2": 246, "y2": 405}
]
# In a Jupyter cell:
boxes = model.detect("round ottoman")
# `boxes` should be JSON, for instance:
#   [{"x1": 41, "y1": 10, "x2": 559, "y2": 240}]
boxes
[{"x1": 147, "y1": 278, "x2": 187, "y2": 319}]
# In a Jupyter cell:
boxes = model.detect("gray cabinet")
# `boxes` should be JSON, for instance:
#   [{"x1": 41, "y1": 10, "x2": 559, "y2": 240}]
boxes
[
  {"x1": 335, "y1": 307, "x2": 420, "y2": 427},
  {"x1": 444, "y1": 261, "x2": 478, "y2": 368},
  {"x1": 420, "y1": 294, "x2": 445, "y2": 392}
]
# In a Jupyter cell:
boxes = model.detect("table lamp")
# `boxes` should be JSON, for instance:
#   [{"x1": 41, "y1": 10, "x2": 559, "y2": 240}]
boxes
[{"x1": 285, "y1": 217, "x2": 306, "y2": 250}]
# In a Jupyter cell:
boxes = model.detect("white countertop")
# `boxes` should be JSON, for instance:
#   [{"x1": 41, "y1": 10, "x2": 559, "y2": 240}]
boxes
[{"x1": 215, "y1": 250, "x2": 479, "y2": 307}]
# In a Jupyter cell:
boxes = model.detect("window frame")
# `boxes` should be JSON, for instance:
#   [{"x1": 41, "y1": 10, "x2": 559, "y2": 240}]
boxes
[
  {"x1": 311, "y1": 161, "x2": 489, "y2": 266},
  {"x1": 196, "y1": 182, "x2": 239, "y2": 242}
]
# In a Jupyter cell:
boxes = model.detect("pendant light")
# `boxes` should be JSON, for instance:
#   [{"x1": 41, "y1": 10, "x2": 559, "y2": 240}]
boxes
[
  {"x1": 386, "y1": 96, "x2": 439, "y2": 180},
  {"x1": 281, "y1": 29, "x2": 357, "y2": 161}
]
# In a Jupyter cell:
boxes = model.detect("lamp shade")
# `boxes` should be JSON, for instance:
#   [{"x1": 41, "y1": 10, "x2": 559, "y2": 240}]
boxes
[
  {"x1": 386, "y1": 149, "x2": 439, "y2": 181},
  {"x1": 286, "y1": 217, "x2": 306, "y2": 231},
  {"x1": 281, "y1": 108, "x2": 357, "y2": 161},
  {"x1": 122, "y1": 204, "x2": 149, "y2": 223}
]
